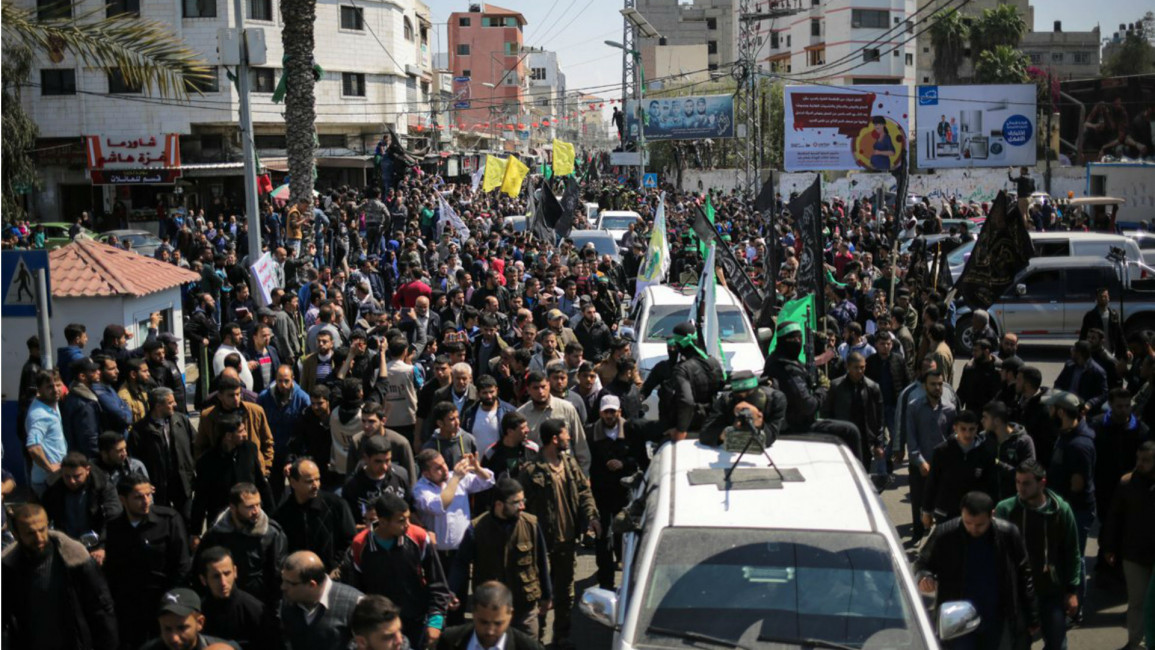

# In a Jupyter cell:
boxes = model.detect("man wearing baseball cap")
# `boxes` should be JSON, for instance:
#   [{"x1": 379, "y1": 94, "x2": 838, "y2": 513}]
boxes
[
  {"x1": 589, "y1": 395, "x2": 642, "y2": 590},
  {"x1": 141, "y1": 588, "x2": 240, "y2": 650}
]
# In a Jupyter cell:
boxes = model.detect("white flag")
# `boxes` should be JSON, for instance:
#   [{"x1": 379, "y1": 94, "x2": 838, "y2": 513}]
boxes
[
  {"x1": 693, "y1": 240, "x2": 721, "y2": 360},
  {"x1": 437, "y1": 195, "x2": 470, "y2": 241},
  {"x1": 471, "y1": 165, "x2": 484, "y2": 194},
  {"x1": 634, "y1": 192, "x2": 670, "y2": 299}
]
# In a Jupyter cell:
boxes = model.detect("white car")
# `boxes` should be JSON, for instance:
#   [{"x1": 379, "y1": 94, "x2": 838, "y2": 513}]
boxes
[
  {"x1": 596, "y1": 210, "x2": 643, "y2": 246},
  {"x1": 580, "y1": 438, "x2": 955, "y2": 649},
  {"x1": 626, "y1": 284, "x2": 764, "y2": 419}
]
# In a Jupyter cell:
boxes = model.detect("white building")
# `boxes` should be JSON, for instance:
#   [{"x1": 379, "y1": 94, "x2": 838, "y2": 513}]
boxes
[
  {"x1": 526, "y1": 47, "x2": 566, "y2": 145},
  {"x1": 20, "y1": 0, "x2": 434, "y2": 224},
  {"x1": 759, "y1": 0, "x2": 917, "y2": 85}
]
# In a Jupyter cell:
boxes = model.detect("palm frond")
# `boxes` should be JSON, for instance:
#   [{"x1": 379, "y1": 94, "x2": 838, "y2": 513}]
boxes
[{"x1": 1, "y1": 1, "x2": 211, "y2": 99}]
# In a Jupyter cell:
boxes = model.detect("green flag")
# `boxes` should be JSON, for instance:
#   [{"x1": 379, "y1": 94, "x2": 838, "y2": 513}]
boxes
[
  {"x1": 768, "y1": 295, "x2": 816, "y2": 361},
  {"x1": 697, "y1": 194, "x2": 716, "y2": 258}
]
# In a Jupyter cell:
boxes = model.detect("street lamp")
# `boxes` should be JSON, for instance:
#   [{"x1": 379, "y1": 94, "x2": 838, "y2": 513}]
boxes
[{"x1": 605, "y1": 40, "x2": 648, "y2": 189}]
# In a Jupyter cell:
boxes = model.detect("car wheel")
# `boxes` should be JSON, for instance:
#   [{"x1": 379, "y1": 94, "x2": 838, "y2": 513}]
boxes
[{"x1": 953, "y1": 315, "x2": 974, "y2": 354}]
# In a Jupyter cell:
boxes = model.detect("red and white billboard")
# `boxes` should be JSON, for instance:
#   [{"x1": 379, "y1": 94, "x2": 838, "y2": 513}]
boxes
[{"x1": 85, "y1": 134, "x2": 181, "y2": 170}]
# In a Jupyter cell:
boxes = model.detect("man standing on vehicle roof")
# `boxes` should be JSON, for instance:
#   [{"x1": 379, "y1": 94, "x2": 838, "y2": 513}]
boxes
[
  {"x1": 701, "y1": 370, "x2": 787, "y2": 448},
  {"x1": 660, "y1": 322, "x2": 724, "y2": 442}
]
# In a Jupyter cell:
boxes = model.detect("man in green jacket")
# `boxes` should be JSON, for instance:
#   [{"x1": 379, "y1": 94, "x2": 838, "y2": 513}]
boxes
[{"x1": 995, "y1": 459, "x2": 1081, "y2": 650}]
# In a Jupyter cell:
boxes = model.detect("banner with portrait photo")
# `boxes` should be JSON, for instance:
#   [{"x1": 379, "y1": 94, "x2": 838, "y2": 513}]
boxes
[
  {"x1": 915, "y1": 84, "x2": 1036, "y2": 168},
  {"x1": 783, "y1": 86, "x2": 908, "y2": 172},
  {"x1": 624, "y1": 94, "x2": 735, "y2": 141}
]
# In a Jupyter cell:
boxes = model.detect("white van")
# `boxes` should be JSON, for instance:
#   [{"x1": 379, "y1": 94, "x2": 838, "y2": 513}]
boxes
[
  {"x1": 948, "y1": 232, "x2": 1145, "y2": 281},
  {"x1": 580, "y1": 438, "x2": 959, "y2": 649}
]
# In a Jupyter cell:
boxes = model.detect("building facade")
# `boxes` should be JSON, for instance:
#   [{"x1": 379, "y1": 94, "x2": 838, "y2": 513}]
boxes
[
  {"x1": 1022, "y1": 24, "x2": 1100, "y2": 81},
  {"x1": 526, "y1": 47, "x2": 566, "y2": 146},
  {"x1": 446, "y1": 2, "x2": 527, "y2": 149},
  {"x1": 636, "y1": 0, "x2": 738, "y2": 75},
  {"x1": 21, "y1": 0, "x2": 433, "y2": 224}
]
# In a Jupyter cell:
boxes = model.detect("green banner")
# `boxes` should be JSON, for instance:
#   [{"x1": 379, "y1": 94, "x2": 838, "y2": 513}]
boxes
[{"x1": 768, "y1": 294, "x2": 816, "y2": 361}]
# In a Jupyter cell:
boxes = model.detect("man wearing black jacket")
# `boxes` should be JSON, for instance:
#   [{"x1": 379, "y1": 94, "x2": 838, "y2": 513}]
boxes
[
  {"x1": 589, "y1": 396, "x2": 641, "y2": 590},
  {"x1": 342, "y1": 435, "x2": 412, "y2": 526},
  {"x1": 41, "y1": 452, "x2": 122, "y2": 560},
  {"x1": 1079, "y1": 287, "x2": 1127, "y2": 358},
  {"x1": 436, "y1": 581, "x2": 545, "y2": 650},
  {"x1": 195, "y1": 483, "x2": 288, "y2": 606},
  {"x1": 957, "y1": 339, "x2": 1002, "y2": 411},
  {"x1": 915, "y1": 491, "x2": 1038, "y2": 649},
  {"x1": 104, "y1": 473, "x2": 191, "y2": 648},
  {"x1": 130, "y1": 387, "x2": 196, "y2": 520},
  {"x1": 921, "y1": 410, "x2": 997, "y2": 528},
  {"x1": 198, "y1": 546, "x2": 276, "y2": 650},
  {"x1": 273, "y1": 458, "x2": 356, "y2": 571}
]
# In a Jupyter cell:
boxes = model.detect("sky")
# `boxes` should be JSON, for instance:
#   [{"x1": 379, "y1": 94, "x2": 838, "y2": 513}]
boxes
[{"x1": 426, "y1": 0, "x2": 1152, "y2": 103}]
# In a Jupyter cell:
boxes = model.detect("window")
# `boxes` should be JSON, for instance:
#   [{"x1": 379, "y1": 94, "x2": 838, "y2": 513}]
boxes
[
  {"x1": 318, "y1": 134, "x2": 345, "y2": 148},
  {"x1": 340, "y1": 6, "x2": 363, "y2": 30},
  {"x1": 458, "y1": 16, "x2": 471, "y2": 27},
  {"x1": 503, "y1": 42, "x2": 519, "y2": 56},
  {"x1": 893, "y1": 50, "x2": 900, "y2": 57},
  {"x1": 503, "y1": 73, "x2": 518, "y2": 86},
  {"x1": 923, "y1": 76, "x2": 930, "y2": 83},
  {"x1": 342, "y1": 72, "x2": 366, "y2": 96},
  {"x1": 37, "y1": 0, "x2": 70, "y2": 20},
  {"x1": 106, "y1": 0, "x2": 139, "y2": 17},
  {"x1": 1028, "y1": 52, "x2": 1042, "y2": 64},
  {"x1": 200, "y1": 134, "x2": 224, "y2": 153},
  {"x1": 707, "y1": 40, "x2": 718, "y2": 54},
  {"x1": 404, "y1": 17, "x2": 414, "y2": 41},
  {"x1": 457, "y1": 44, "x2": 471, "y2": 56},
  {"x1": 811, "y1": 19, "x2": 821, "y2": 37},
  {"x1": 807, "y1": 48, "x2": 825, "y2": 66},
  {"x1": 923, "y1": 46, "x2": 929, "y2": 53},
  {"x1": 707, "y1": 17, "x2": 717, "y2": 30},
  {"x1": 1016, "y1": 269, "x2": 1062, "y2": 297},
  {"x1": 248, "y1": 0, "x2": 272, "y2": 21},
  {"x1": 1051, "y1": 52, "x2": 1063, "y2": 63},
  {"x1": 1073, "y1": 51, "x2": 1091, "y2": 64},
  {"x1": 40, "y1": 69, "x2": 76, "y2": 95},
  {"x1": 863, "y1": 48, "x2": 881, "y2": 63},
  {"x1": 708, "y1": 63, "x2": 719, "y2": 72},
  {"x1": 786, "y1": 35, "x2": 791, "y2": 47},
  {"x1": 254, "y1": 134, "x2": 287, "y2": 149},
  {"x1": 851, "y1": 9, "x2": 888, "y2": 29},
  {"x1": 462, "y1": 69, "x2": 471, "y2": 77},
  {"x1": 770, "y1": 32, "x2": 779, "y2": 48},
  {"x1": 811, "y1": 0, "x2": 819, "y2": 5},
  {"x1": 185, "y1": 66, "x2": 220, "y2": 93},
  {"x1": 183, "y1": 0, "x2": 216, "y2": 17},
  {"x1": 1066, "y1": 268, "x2": 1119, "y2": 298},
  {"x1": 530, "y1": 67, "x2": 547, "y2": 80},
  {"x1": 905, "y1": 53, "x2": 913, "y2": 65},
  {"x1": 250, "y1": 67, "x2": 276, "y2": 93},
  {"x1": 108, "y1": 68, "x2": 142, "y2": 94}
]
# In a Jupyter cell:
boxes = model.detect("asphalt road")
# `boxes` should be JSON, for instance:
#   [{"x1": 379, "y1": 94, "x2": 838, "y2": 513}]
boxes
[{"x1": 562, "y1": 342, "x2": 1131, "y2": 649}]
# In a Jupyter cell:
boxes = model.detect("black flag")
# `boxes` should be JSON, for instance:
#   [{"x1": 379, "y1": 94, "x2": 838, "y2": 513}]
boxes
[
  {"x1": 540, "y1": 179, "x2": 576, "y2": 240},
  {"x1": 558, "y1": 176, "x2": 579, "y2": 238},
  {"x1": 955, "y1": 191, "x2": 1033, "y2": 310},
  {"x1": 527, "y1": 177, "x2": 554, "y2": 244},
  {"x1": 789, "y1": 175, "x2": 825, "y2": 319},
  {"x1": 754, "y1": 172, "x2": 776, "y2": 214},
  {"x1": 692, "y1": 205, "x2": 718, "y2": 247},
  {"x1": 715, "y1": 237, "x2": 764, "y2": 313}
]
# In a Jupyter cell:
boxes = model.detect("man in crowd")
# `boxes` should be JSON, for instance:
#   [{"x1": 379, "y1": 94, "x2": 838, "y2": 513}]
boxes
[
  {"x1": 280, "y1": 550, "x2": 365, "y2": 650},
  {"x1": 197, "y1": 482, "x2": 288, "y2": 605},
  {"x1": 131, "y1": 386, "x2": 197, "y2": 519},
  {"x1": 274, "y1": 458, "x2": 357, "y2": 572},
  {"x1": 198, "y1": 546, "x2": 276, "y2": 650}
]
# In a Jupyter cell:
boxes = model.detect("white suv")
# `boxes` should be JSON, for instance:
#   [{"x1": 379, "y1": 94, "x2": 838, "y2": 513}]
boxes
[{"x1": 581, "y1": 437, "x2": 977, "y2": 649}]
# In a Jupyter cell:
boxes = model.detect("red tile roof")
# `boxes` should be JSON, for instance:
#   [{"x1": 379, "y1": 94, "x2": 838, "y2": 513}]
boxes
[{"x1": 49, "y1": 238, "x2": 200, "y2": 298}]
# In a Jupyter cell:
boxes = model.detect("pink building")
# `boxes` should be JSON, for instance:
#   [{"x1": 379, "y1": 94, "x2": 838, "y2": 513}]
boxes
[{"x1": 447, "y1": 3, "x2": 527, "y2": 137}]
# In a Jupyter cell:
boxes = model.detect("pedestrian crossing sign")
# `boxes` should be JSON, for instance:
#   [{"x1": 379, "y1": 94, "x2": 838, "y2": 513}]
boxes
[{"x1": 2, "y1": 251, "x2": 51, "y2": 318}]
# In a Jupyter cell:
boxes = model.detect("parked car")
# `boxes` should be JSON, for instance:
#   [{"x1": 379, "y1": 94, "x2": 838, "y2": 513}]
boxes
[
  {"x1": 1122, "y1": 231, "x2": 1155, "y2": 267},
  {"x1": 37, "y1": 222, "x2": 94, "y2": 249},
  {"x1": 568, "y1": 230, "x2": 622, "y2": 262},
  {"x1": 952, "y1": 256, "x2": 1155, "y2": 351},
  {"x1": 96, "y1": 229, "x2": 163, "y2": 257},
  {"x1": 946, "y1": 231, "x2": 1146, "y2": 283},
  {"x1": 502, "y1": 215, "x2": 528, "y2": 233},
  {"x1": 596, "y1": 210, "x2": 643, "y2": 246},
  {"x1": 580, "y1": 437, "x2": 952, "y2": 649}
]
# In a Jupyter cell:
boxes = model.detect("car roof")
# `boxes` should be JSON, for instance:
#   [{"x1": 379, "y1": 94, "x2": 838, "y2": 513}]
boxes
[
  {"x1": 569, "y1": 230, "x2": 616, "y2": 241},
  {"x1": 598, "y1": 210, "x2": 641, "y2": 218},
  {"x1": 1033, "y1": 231, "x2": 1132, "y2": 241},
  {"x1": 655, "y1": 439, "x2": 878, "y2": 533},
  {"x1": 1024, "y1": 255, "x2": 1119, "y2": 269},
  {"x1": 642, "y1": 283, "x2": 742, "y2": 308}
]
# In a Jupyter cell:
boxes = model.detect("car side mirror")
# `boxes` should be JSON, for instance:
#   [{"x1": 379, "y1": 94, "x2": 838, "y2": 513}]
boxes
[
  {"x1": 756, "y1": 327, "x2": 775, "y2": 355},
  {"x1": 937, "y1": 601, "x2": 981, "y2": 641},
  {"x1": 580, "y1": 588, "x2": 620, "y2": 628},
  {"x1": 1015, "y1": 283, "x2": 1027, "y2": 296},
  {"x1": 619, "y1": 326, "x2": 636, "y2": 341}
]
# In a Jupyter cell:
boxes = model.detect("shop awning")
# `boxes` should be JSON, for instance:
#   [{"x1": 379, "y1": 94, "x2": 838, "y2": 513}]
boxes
[
  {"x1": 179, "y1": 162, "x2": 246, "y2": 177},
  {"x1": 261, "y1": 156, "x2": 372, "y2": 171}
]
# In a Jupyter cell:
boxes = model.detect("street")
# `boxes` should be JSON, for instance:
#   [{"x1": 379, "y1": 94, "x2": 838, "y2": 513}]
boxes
[{"x1": 563, "y1": 341, "x2": 1130, "y2": 649}]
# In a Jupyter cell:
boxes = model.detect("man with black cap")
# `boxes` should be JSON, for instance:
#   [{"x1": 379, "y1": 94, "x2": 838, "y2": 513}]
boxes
[
  {"x1": 140, "y1": 587, "x2": 241, "y2": 649},
  {"x1": 660, "y1": 321, "x2": 724, "y2": 441},
  {"x1": 701, "y1": 370, "x2": 787, "y2": 448},
  {"x1": 762, "y1": 320, "x2": 862, "y2": 455}
]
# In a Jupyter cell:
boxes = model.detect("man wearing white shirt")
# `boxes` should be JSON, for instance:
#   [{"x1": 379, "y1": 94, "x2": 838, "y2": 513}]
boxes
[
  {"x1": 436, "y1": 581, "x2": 544, "y2": 650},
  {"x1": 212, "y1": 322, "x2": 255, "y2": 390},
  {"x1": 412, "y1": 449, "x2": 493, "y2": 556}
]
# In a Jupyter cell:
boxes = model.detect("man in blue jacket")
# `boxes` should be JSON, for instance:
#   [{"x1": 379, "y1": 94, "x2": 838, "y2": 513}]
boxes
[
  {"x1": 257, "y1": 364, "x2": 311, "y2": 501},
  {"x1": 1054, "y1": 341, "x2": 1109, "y2": 415},
  {"x1": 61, "y1": 358, "x2": 107, "y2": 458},
  {"x1": 57, "y1": 322, "x2": 88, "y2": 385}
]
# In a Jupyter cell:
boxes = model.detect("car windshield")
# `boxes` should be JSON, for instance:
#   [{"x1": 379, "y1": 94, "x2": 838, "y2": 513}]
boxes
[
  {"x1": 122, "y1": 234, "x2": 160, "y2": 247},
  {"x1": 946, "y1": 240, "x2": 974, "y2": 267},
  {"x1": 634, "y1": 528, "x2": 927, "y2": 650},
  {"x1": 644, "y1": 304, "x2": 751, "y2": 343},
  {"x1": 571, "y1": 235, "x2": 617, "y2": 257},
  {"x1": 601, "y1": 216, "x2": 637, "y2": 230}
]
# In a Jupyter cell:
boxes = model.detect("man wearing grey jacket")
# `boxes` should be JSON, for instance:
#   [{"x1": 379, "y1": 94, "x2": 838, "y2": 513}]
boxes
[
  {"x1": 904, "y1": 368, "x2": 957, "y2": 543},
  {"x1": 280, "y1": 551, "x2": 364, "y2": 650}
]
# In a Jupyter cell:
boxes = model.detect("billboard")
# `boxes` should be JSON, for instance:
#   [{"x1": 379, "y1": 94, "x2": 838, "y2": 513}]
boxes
[
  {"x1": 624, "y1": 94, "x2": 735, "y2": 141},
  {"x1": 916, "y1": 84, "x2": 1037, "y2": 168},
  {"x1": 1059, "y1": 75, "x2": 1155, "y2": 164},
  {"x1": 783, "y1": 86, "x2": 908, "y2": 172},
  {"x1": 452, "y1": 76, "x2": 471, "y2": 109},
  {"x1": 85, "y1": 134, "x2": 180, "y2": 170}
]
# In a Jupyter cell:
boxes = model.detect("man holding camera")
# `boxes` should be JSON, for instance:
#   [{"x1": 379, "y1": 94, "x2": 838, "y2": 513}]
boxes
[{"x1": 701, "y1": 370, "x2": 787, "y2": 448}]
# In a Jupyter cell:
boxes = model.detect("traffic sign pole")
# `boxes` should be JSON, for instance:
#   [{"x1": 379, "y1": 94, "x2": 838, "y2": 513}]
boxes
[{"x1": 36, "y1": 268, "x2": 53, "y2": 370}]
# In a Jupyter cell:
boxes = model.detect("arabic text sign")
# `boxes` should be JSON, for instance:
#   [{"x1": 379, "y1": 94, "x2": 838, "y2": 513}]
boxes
[
  {"x1": 85, "y1": 134, "x2": 181, "y2": 170},
  {"x1": 624, "y1": 94, "x2": 735, "y2": 141},
  {"x1": 249, "y1": 252, "x2": 278, "y2": 306},
  {"x1": 90, "y1": 169, "x2": 182, "y2": 185},
  {"x1": 783, "y1": 86, "x2": 908, "y2": 172},
  {"x1": 915, "y1": 84, "x2": 1037, "y2": 169}
]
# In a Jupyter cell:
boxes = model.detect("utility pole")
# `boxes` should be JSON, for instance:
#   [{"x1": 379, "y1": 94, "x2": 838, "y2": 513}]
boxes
[{"x1": 233, "y1": 0, "x2": 262, "y2": 276}]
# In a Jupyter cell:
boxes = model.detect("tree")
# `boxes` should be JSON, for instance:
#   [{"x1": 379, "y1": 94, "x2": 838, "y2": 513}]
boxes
[
  {"x1": 972, "y1": 4, "x2": 1026, "y2": 56},
  {"x1": 1103, "y1": 32, "x2": 1155, "y2": 76},
  {"x1": 929, "y1": 8, "x2": 970, "y2": 85},
  {"x1": 280, "y1": 0, "x2": 318, "y2": 206},
  {"x1": 1, "y1": 2, "x2": 209, "y2": 220},
  {"x1": 975, "y1": 45, "x2": 1030, "y2": 84}
]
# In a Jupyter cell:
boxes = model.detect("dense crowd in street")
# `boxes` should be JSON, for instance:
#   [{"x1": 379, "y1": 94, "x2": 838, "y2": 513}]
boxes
[{"x1": 3, "y1": 156, "x2": 1155, "y2": 650}]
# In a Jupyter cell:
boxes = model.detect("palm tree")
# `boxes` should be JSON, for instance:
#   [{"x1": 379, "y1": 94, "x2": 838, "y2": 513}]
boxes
[
  {"x1": 929, "y1": 8, "x2": 970, "y2": 85},
  {"x1": 279, "y1": 0, "x2": 318, "y2": 206},
  {"x1": 972, "y1": 4, "x2": 1026, "y2": 56},
  {"x1": 975, "y1": 45, "x2": 1030, "y2": 84},
  {"x1": 2, "y1": 1, "x2": 210, "y2": 219}
]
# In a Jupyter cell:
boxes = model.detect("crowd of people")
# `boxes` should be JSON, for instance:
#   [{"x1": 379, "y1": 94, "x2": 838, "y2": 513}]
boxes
[{"x1": 4, "y1": 158, "x2": 1155, "y2": 650}]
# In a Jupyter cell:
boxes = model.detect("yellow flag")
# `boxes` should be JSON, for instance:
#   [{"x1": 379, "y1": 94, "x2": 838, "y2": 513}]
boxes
[
  {"x1": 482, "y1": 155, "x2": 507, "y2": 193},
  {"x1": 501, "y1": 155, "x2": 529, "y2": 198},
  {"x1": 553, "y1": 139, "x2": 575, "y2": 177}
]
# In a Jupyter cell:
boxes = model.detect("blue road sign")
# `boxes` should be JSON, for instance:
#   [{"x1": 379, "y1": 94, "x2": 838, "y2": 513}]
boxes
[
  {"x1": 2, "y1": 250, "x2": 51, "y2": 318},
  {"x1": 643, "y1": 173, "x2": 658, "y2": 188}
]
